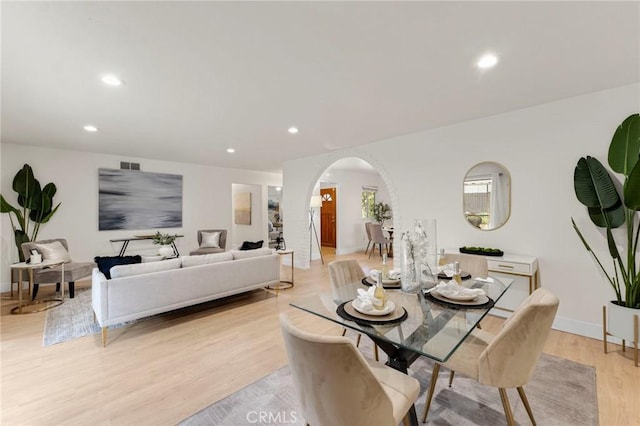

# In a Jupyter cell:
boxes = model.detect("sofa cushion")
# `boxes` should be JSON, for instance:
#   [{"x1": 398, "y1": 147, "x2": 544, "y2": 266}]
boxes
[
  {"x1": 200, "y1": 231, "x2": 222, "y2": 248},
  {"x1": 110, "y1": 258, "x2": 182, "y2": 279},
  {"x1": 181, "y1": 252, "x2": 233, "y2": 268},
  {"x1": 240, "y1": 240, "x2": 264, "y2": 250},
  {"x1": 34, "y1": 241, "x2": 71, "y2": 263},
  {"x1": 231, "y1": 247, "x2": 273, "y2": 260},
  {"x1": 94, "y1": 255, "x2": 142, "y2": 279}
]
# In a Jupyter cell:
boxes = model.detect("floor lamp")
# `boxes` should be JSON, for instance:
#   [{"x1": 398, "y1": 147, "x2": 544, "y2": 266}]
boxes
[{"x1": 309, "y1": 195, "x2": 324, "y2": 265}]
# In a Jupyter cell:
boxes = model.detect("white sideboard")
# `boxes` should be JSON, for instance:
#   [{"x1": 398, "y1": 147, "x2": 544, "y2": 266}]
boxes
[{"x1": 445, "y1": 250, "x2": 539, "y2": 318}]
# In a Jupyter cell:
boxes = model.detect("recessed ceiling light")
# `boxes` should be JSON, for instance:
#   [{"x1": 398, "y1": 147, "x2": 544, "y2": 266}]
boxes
[
  {"x1": 477, "y1": 54, "x2": 498, "y2": 69},
  {"x1": 101, "y1": 74, "x2": 124, "y2": 86},
  {"x1": 83, "y1": 125, "x2": 98, "y2": 132},
  {"x1": 288, "y1": 127, "x2": 299, "y2": 134},
  {"x1": 226, "y1": 148, "x2": 235, "y2": 153},
  {"x1": 275, "y1": 187, "x2": 282, "y2": 191}
]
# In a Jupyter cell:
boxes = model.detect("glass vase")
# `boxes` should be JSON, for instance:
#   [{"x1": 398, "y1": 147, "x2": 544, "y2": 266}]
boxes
[
  {"x1": 400, "y1": 231, "x2": 419, "y2": 293},
  {"x1": 414, "y1": 219, "x2": 438, "y2": 289}
]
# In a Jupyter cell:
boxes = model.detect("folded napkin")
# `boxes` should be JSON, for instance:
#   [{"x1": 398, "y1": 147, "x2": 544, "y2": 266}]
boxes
[
  {"x1": 388, "y1": 268, "x2": 401, "y2": 279},
  {"x1": 432, "y1": 281, "x2": 485, "y2": 298},
  {"x1": 438, "y1": 263, "x2": 455, "y2": 277},
  {"x1": 356, "y1": 287, "x2": 377, "y2": 312}
]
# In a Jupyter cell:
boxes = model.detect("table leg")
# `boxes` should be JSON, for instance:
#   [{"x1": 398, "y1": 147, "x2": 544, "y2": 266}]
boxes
[{"x1": 18, "y1": 269, "x2": 24, "y2": 314}]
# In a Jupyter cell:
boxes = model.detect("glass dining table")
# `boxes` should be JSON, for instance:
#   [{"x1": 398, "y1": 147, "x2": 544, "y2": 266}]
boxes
[{"x1": 290, "y1": 277, "x2": 513, "y2": 426}]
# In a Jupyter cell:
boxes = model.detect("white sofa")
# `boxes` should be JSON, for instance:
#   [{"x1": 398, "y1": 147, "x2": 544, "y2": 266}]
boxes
[{"x1": 92, "y1": 248, "x2": 279, "y2": 346}]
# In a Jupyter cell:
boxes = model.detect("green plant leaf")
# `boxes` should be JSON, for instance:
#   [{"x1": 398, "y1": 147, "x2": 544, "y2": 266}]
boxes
[
  {"x1": 12, "y1": 164, "x2": 35, "y2": 197},
  {"x1": 609, "y1": 113, "x2": 640, "y2": 176},
  {"x1": 13, "y1": 229, "x2": 30, "y2": 262},
  {"x1": 574, "y1": 156, "x2": 624, "y2": 227},
  {"x1": 0, "y1": 194, "x2": 19, "y2": 214},
  {"x1": 37, "y1": 202, "x2": 61, "y2": 224},
  {"x1": 623, "y1": 160, "x2": 640, "y2": 211}
]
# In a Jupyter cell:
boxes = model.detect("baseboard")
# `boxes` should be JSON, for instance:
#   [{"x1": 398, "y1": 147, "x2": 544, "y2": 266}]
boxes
[{"x1": 335, "y1": 246, "x2": 367, "y2": 256}]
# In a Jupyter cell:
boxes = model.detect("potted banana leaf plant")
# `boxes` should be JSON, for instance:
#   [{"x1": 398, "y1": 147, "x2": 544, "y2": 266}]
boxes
[
  {"x1": 0, "y1": 164, "x2": 61, "y2": 262},
  {"x1": 572, "y1": 113, "x2": 640, "y2": 350}
]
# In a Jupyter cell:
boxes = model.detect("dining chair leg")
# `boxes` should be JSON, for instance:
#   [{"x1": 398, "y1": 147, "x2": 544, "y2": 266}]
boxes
[
  {"x1": 369, "y1": 244, "x2": 374, "y2": 259},
  {"x1": 365, "y1": 241, "x2": 372, "y2": 255},
  {"x1": 373, "y1": 343, "x2": 379, "y2": 361},
  {"x1": 517, "y1": 386, "x2": 536, "y2": 425},
  {"x1": 421, "y1": 363, "x2": 440, "y2": 423},
  {"x1": 498, "y1": 388, "x2": 516, "y2": 426},
  {"x1": 448, "y1": 370, "x2": 455, "y2": 387},
  {"x1": 356, "y1": 334, "x2": 362, "y2": 347},
  {"x1": 402, "y1": 414, "x2": 411, "y2": 426},
  {"x1": 341, "y1": 328, "x2": 347, "y2": 336}
]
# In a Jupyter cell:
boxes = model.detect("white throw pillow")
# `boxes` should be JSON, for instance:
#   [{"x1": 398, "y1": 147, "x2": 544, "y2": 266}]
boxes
[
  {"x1": 34, "y1": 241, "x2": 71, "y2": 263},
  {"x1": 200, "y1": 232, "x2": 221, "y2": 248},
  {"x1": 181, "y1": 252, "x2": 233, "y2": 268},
  {"x1": 110, "y1": 258, "x2": 181, "y2": 279},
  {"x1": 231, "y1": 248, "x2": 274, "y2": 260}
]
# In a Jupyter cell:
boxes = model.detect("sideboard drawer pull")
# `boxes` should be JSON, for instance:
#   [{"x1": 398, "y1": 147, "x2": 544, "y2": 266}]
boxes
[{"x1": 497, "y1": 264, "x2": 514, "y2": 269}]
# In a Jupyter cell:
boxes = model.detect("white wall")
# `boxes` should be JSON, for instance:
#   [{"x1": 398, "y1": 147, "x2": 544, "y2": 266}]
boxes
[
  {"x1": 231, "y1": 183, "x2": 263, "y2": 248},
  {"x1": 282, "y1": 83, "x2": 640, "y2": 340},
  {"x1": 0, "y1": 144, "x2": 281, "y2": 290}
]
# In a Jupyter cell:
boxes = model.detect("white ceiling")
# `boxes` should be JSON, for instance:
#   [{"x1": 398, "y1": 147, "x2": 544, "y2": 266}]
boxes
[{"x1": 2, "y1": 1, "x2": 638, "y2": 173}]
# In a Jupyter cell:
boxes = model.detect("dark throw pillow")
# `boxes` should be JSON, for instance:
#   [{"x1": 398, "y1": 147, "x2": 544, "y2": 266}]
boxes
[
  {"x1": 240, "y1": 240, "x2": 264, "y2": 251},
  {"x1": 94, "y1": 255, "x2": 142, "y2": 279}
]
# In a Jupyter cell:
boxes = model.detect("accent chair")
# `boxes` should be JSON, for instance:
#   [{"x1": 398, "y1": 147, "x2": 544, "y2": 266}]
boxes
[{"x1": 21, "y1": 238, "x2": 95, "y2": 299}]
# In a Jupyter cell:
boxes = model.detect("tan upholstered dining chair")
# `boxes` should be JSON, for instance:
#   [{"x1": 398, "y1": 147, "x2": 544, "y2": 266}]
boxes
[
  {"x1": 368, "y1": 223, "x2": 391, "y2": 258},
  {"x1": 364, "y1": 221, "x2": 372, "y2": 255},
  {"x1": 280, "y1": 313, "x2": 420, "y2": 426},
  {"x1": 328, "y1": 259, "x2": 379, "y2": 361},
  {"x1": 441, "y1": 252, "x2": 489, "y2": 278},
  {"x1": 421, "y1": 288, "x2": 559, "y2": 425}
]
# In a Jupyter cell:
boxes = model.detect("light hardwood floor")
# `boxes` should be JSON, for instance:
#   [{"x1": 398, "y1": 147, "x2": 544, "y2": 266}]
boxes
[{"x1": 1, "y1": 248, "x2": 639, "y2": 425}]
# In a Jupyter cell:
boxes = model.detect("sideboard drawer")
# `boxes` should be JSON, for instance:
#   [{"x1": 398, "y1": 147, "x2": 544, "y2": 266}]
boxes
[{"x1": 487, "y1": 260, "x2": 532, "y2": 275}]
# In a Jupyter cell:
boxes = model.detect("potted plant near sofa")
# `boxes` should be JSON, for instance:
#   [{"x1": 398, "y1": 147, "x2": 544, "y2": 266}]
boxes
[
  {"x1": 152, "y1": 231, "x2": 178, "y2": 257},
  {"x1": 0, "y1": 164, "x2": 61, "y2": 262},
  {"x1": 572, "y1": 113, "x2": 640, "y2": 365}
]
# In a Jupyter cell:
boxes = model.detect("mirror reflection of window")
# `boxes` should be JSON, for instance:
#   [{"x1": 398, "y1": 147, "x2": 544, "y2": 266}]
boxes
[{"x1": 463, "y1": 162, "x2": 510, "y2": 230}]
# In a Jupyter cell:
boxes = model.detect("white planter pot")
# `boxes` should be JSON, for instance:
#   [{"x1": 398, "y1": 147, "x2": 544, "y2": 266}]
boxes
[
  {"x1": 158, "y1": 245, "x2": 174, "y2": 257},
  {"x1": 607, "y1": 301, "x2": 640, "y2": 342}
]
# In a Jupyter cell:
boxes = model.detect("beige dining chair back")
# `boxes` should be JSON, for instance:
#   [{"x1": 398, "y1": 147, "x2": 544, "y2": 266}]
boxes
[
  {"x1": 280, "y1": 313, "x2": 420, "y2": 426},
  {"x1": 328, "y1": 259, "x2": 378, "y2": 360},
  {"x1": 421, "y1": 288, "x2": 560, "y2": 425},
  {"x1": 441, "y1": 252, "x2": 489, "y2": 278},
  {"x1": 364, "y1": 222, "x2": 373, "y2": 255},
  {"x1": 368, "y1": 223, "x2": 390, "y2": 258}
]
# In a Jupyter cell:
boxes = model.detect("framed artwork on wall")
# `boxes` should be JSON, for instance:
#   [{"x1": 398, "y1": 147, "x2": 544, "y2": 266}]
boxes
[
  {"x1": 98, "y1": 168, "x2": 183, "y2": 231},
  {"x1": 234, "y1": 192, "x2": 252, "y2": 225}
]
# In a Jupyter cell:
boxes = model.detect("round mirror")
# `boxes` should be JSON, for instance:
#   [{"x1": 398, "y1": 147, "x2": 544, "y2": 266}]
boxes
[{"x1": 463, "y1": 162, "x2": 511, "y2": 230}]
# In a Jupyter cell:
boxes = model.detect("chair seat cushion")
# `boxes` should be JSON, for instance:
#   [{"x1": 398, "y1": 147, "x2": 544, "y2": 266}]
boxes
[
  {"x1": 189, "y1": 247, "x2": 225, "y2": 255},
  {"x1": 365, "y1": 358, "x2": 420, "y2": 424},
  {"x1": 442, "y1": 328, "x2": 494, "y2": 381},
  {"x1": 33, "y1": 261, "x2": 96, "y2": 283}
]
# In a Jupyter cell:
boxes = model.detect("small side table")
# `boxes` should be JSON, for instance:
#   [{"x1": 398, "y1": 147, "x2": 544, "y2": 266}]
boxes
[
  {"x1": 267, "y1": 249, "x2": 294, "y2": 290},
  {"x1": 10, "y1": 260, "x2": 65, "y2": 315}
]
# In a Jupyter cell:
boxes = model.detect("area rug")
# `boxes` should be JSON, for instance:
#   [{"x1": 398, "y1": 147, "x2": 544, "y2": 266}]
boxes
[
  {"x1": 42, "y1": 288, "x2": 137, "y2": 346},
  {"x1": 180, "y1": 352, "x2": 598, "y2": 426}
]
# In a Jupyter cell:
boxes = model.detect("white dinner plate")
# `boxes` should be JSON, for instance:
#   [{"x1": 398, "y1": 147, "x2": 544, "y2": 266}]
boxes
[
  {"x1": 352, "y1": 299, "x2": 396, "y2": 316},
  {"x1": 435, "y1": 291, "x2": 478, "y2": 301}
]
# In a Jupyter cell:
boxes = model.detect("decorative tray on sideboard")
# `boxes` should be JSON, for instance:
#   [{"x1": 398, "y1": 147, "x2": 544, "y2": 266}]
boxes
[{"x1": 459, "y1": 246, "x2": 504, "y2": 257}]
